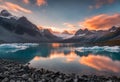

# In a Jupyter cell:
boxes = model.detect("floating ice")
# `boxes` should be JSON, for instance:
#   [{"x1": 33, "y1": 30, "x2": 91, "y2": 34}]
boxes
[
  {"x1": 0, "y1": 43, "x2": 39, "y2": 53},
  {"x1": 75, "y1": 46, "x2": 120, "y2": 53}
]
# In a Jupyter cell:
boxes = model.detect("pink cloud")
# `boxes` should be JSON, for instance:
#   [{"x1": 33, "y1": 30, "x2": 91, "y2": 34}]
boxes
[
  {"x1": 89, "y1": 0, "x2": 115, "y2": 9},
  {"x1": 36, "y1": 0, "x2": 47, "y2": 6},
  {"x1": 80, "y1": 14, "x2": 120, "y2": 30},
  {"x1": 63, "y1": 23, "x2": 76, "y2": 28},
  {"x1": 0, "y1": 2, "x2": 32, "y2": 14},
  {"x1": 22, "y1": 0, "x2": 47, "y2": 6},
  {"x1": 23, "y1": 0, "x2": 29, "y2": 4}
]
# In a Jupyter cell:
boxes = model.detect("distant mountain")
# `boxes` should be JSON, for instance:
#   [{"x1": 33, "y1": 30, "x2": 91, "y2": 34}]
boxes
[
  {"x1": 0, "y1": 10, "x2": 12, "y2": 17},
  {"x1": 40, "y1": 29, "x2": 60, "y2": 41},
  {"x1": 0, "y1": 10, "x2": 60, "y2": 43},
  {"x1": 96, "y1": 26, "x2": 120, "y2": 41},
  {"x1": 62, "y1": 26, "x2": 120, "y2": 43},
  {"x1": 62, "y1": 30, "x2": 72, "y2": 35},
  {"x1": 0, "y1": 10, "x2": 120, "y2": 44},
  {"x1": 53, "y1": 30, "x2": 74, "y2": 39},
  {"x1": 75, "y1": 28, "x2": 92, "y2": 35},
  {"x1": 108, "y1": 26, "x2": 118, "y2": 32}
]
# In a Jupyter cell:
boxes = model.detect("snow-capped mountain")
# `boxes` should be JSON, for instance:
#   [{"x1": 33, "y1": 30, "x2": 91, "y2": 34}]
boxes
[
  {"x1": 53, "y1": 30, "x2": 74, "y2": 39},
  {"x1": 0, "y1": 10, "x2": 60, "y2": 43},
  {"x1": 62, "y1": 26, "x2": 120, "y2": 43},
  {"x1": 0, "y1": 10, "x2": 18, "y2": 20},
  {"x1": 0, "y1": 10, "x2": 120, "y2": 43},
  {"x1": 108, "y1": 26, "x2": 118, "y2": 32}
]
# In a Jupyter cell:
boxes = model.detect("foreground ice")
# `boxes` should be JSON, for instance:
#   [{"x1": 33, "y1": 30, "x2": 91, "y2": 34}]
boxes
[
  {"x1": 0, "y1": 43, "x2": 39, "y2": 53},
  {"x1": 75, "y1": 46, "x2": 120, "y2": 53}
]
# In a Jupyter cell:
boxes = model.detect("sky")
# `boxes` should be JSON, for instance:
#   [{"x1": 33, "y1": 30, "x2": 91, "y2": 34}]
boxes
[{"x1": 0, "y1": 0, "x2": 120, "y2": 33}]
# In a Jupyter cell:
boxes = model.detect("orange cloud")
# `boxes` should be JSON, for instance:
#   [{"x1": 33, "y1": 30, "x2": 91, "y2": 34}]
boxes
[
  {"x1": 89, "y1": 0, "x2": 115, "y2": 9},
  {"x1": 36, "y1": 0, "x2": 47, "y2": 6},
  {"x1": 31, "y1": 51, "x2": 79, "y2": 63},
  {"x1": 23, "y1": 0, "x2": 29, "y2": 4},
  {"x1": 52, "y1": 43, "x2": 61, "y2": 48},
  {"x1": 63, "y1": 23, "x2": 76, "y2": 28},
  {"x1": 0, "y1": 5, "x2": 8, "y2": 10},
  {"x1": 22, "y1": 0, "x2": 47, "y2": 6},
  {"x1": 51, "y1": 51, "x2": 79, "y2": 62},
  {"x1": 0, "y1": 2, "x2": 32, "y2": 14},
  {"x1": 80, "y1": 55, "x2": 120, "y2": 72},
  {"x1": 38, "y1": 24, "x2": 77, "y2": 34},
  {"x1": 80, "y1": 14, "x2": 120, "y2": 30}
]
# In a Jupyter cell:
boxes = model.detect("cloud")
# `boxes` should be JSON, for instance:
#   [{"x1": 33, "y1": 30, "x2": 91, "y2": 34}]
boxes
[
  {"x1": 80, "y1": 55, "x2": 120, "y2": 72},
  {"x1": 22, "y1": 0, "x2": 47, "y2": 6},
  {"x1": 36, "y1": 0, "x2": 46, "y2": 6},
  {"x1": 80, "y1": 14, "x2": 120, "y2": 30},
  {"x1": 31, "y1": 51, "x2": 79, "y2": 63},
  {"x1": 38, "y1": 26, "x2": 63, "y2": 32},
  {"x1": 63, "y1": 23, "x2": 76, "y2": 28},
  {"x1": 0, "y1": 2, "x2": 32, "y2": 14},
  {"x1": 23, "y1": 0, "x2": 29, "y2": 4},
  {"x1": 89, "y1": 0, "x2": 115, "y2": 9}
]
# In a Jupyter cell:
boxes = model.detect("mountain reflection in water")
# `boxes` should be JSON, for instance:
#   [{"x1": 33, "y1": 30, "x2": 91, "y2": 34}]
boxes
[{"x1": 0, "y1": 43, "x2": 120, "y2": 76}]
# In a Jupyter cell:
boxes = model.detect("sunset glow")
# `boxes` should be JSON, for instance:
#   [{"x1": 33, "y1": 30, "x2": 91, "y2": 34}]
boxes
[
  {"x1": 0, "y1": 0, "x2": 119, "y2": 32},
  {"x1": 31, "y1": 51, "x2": 120, "y2": 73},
  {"x1": 80, "y1": 55, "x2": 120, "y2": 72}
]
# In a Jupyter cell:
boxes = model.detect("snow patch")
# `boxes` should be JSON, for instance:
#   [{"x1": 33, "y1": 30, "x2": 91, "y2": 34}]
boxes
[
  {"x1": 53, "y1": 33, "x2": 74, "y2": 39},
  {"x1": 75, "y1": 46, "x2": 120, "y2": 53},
  {"x1": 0, "y1": 15, "x2": 18, "y2": 20}
]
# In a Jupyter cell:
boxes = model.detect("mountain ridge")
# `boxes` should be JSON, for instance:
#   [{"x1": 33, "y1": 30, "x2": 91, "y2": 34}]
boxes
[
  {"x1": 61, "y1": 26, "x2": 120, "y2": 43},
  {"x1": 0, "y1": 10, "x2": 120, "y2": 44},
  {"x1": 0, "y1": 10, "x2": 61, "y2": 43}
]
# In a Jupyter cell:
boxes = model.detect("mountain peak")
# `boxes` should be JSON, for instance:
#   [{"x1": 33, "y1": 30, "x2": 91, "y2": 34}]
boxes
[
  {"x1": 19, "y1": 16, "x2": 27, "y2": 21},
  {"x1": 0, "y1": 10, "x2": 12, "y2": 17},
  {"x1": 109, "y1": 26, "x2": 118, "y2": 32}
]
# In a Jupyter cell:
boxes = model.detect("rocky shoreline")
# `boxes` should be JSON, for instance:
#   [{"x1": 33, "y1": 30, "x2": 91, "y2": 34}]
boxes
[{"x1": 0, "y1": 59, "x2": 120, "y2": 82}]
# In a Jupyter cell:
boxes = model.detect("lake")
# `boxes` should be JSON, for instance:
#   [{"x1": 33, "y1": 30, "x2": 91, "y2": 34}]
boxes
[{"x1": 0, "y1": 43, "x2": 120, "y2": 76}]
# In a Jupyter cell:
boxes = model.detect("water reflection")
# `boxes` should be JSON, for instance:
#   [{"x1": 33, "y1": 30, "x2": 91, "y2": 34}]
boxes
[
  {"x1": 80, "y1": 55, "x2": 120, "y2": 73},
  {"x1": 31, "y1": 51, "x2": 79, "y2": 63},
  {"x1": 0, "y1": 43, "x2": 120, "y2": 76},
  {"x1": 52, "y1": 43, "x2": 61, "y2": 48},
  {"x1": 29, "y1": 49, "x2": 120, "y2": 75}
]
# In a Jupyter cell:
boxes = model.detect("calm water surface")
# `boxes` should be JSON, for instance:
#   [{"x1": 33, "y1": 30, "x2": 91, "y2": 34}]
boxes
[{"x1": 0, "y1": 43, "x2": 120, "y2": 76}]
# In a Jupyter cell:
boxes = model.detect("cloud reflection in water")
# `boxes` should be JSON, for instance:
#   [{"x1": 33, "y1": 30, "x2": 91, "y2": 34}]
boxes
[{"x1": 30, "y1": 51, "x2": 120, "y2": 74}]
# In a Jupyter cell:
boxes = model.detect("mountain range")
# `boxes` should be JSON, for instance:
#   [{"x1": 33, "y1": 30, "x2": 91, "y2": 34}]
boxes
[
  {"x1": 0, "y1": 10, "x2": 120, "y2": 44},
  {"x1": 0, "y1": 10, "x2": 60, "y2": 43},
  {"x1": 62, "y1": 26, "x2": 120, "y2": 43}
]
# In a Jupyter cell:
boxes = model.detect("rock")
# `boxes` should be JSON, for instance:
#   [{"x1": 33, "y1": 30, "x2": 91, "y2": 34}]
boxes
[
  {"x1": 55, "y1": 72, "x2": 60, "y2": 76},
  {"x1": 17, "y1": 69, "x2": 25, "y2": 73},
  {"x1": 81, "y1": 75, "x2": 88, "y2": 78},
  {"x1": 9, "y1": 75, "x2": 16, "y2": 78},
  {"x1": 1, "y1": 77, "x2": 9, "y2": 82},
  {"x1": 21, "y1": 80, "x2": 26, "y2": 82},
  {"x1": 55, "y1": 78, "x2": 63, "y2": 82},
  {"x1": 22, "y1": 74, "x2": 29, "y2": 79},
  {"x1": 23, "y1": 65, "x2": 30, "y2": 71},
  {"x1": 28, "y1": 78, "x2": 34, "y2": 82},
  {"x1": 4, "y1": 71, "x2": 9, "y2": 75},
  {"x1": 42, "y1": 78, "x2": 46, "y2": 81},
  {"x1": 106, "y1": 80, "x2": 112, "y2": 82},
  {"x1": 16, "y1": 80, "x2": 21, "y2": 82},
  {"x1": 74, "y1": 78, "x2": 78, "y2": 82},
  {"x1": 38, "y1": 81, "x2": 42, "y2": 82},
  {"x1": 64, "y1": 78, "x2": 72, "y2": 82},
  {"x1": 10, "y1": 79, "x2": 15, "y2": 82},
  {"x1": 0, "y1": 73, "x2": 5, "y2": 79},
  {"x1": 0, "y1": 60, "x2": 120, "y2": 82}
]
